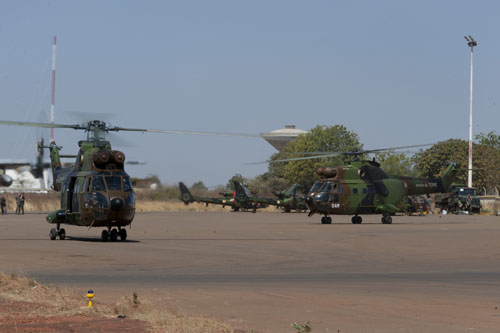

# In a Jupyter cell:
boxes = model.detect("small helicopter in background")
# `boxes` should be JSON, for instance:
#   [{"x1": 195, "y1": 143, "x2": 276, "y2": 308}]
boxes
[
  {"x1": 269, "y1": 145, "x2": 457, "y2": 224},
  {"x1": 272, "y1": 184, "x2": 307, "y2": 212},
  {"x1": 232, "y1": 181, "x2": 277, "y2": 212},
  {"x1": 0, "y1": 119, "x2": 258, "y2": 241},
  {"x1": 179, "y1": 181, "x2": 234, "y2": 208}
]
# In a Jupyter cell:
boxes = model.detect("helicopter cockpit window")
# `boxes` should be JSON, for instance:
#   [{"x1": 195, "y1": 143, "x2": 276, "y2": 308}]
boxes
[
  {"x1": 123, "y1": 177, "x2": 133, "y2": 192},
  {"x1": 309, "y1": 181, "x2": 322, "y2": 193},
  {"x1": 320, "y1": 182, "x2": 332, "y2": 192},
  {"x1": 330, "y1": 183, "x2": 342, "y2": 194},
  {"x1": 83, "y1": 177, "x2": 90, "y2": 192},
  {"x1": 105, "y1": 176, "x2": 122, "y2": 191},
  {"x1": 91, "y1": 176, "x2": 106, "y2": 191}
]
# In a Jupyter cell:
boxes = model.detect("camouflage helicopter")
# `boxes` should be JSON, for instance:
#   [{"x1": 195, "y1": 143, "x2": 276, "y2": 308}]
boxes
[
  {"x1": 272, "y1": 184, "x2": 307, "y2": 212},
  {"x1": 269, "y1": 145, "x2": 457, "y2": 224},
  {"x1": 0, "y1": 119, "x2": 257, "y2": 241},
  {"x1": 179, "y1": 181, "x2": 235, "y2": 208},
  {"x1": 232, "y1": 181, "x2": 278, "y2": 211}
]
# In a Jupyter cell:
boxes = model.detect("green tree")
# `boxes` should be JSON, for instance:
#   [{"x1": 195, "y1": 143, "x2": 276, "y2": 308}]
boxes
[
  {"x1": 226, "y1": 173, "x2": 247, "y2": 191},
  {"x1": 374, "y1": 151, "x2": 416, "y2": 176},
  {"x1": 190, "y1": 181, "x2": 208, "y2": 196},
  {"x1": 269, "y1": 125, "x2": 362, "y2": 185},
  {"x1": 246, "y1": 172, "x2": 288, "y2": 197},
  {"x1": 476, "y1": 131, "x2": 500, "y2": 152},
  {"x1": 414, "y1": 139, "x2": 500, "y2": 194}
]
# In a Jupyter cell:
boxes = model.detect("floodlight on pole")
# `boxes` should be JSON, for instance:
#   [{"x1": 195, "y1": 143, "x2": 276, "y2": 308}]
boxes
[{"x1": 464, "y1": 35, "x2": 476, "y2": 188}]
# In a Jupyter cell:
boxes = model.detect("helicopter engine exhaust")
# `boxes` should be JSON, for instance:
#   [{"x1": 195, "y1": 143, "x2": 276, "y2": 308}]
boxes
[
  {"x1": 112, "y1": 151, "x2": 125, "y2": 164},
  {"x1": 92, "y1": 150, "x2": 126, "y2": 169},
  {"x1": 92, "y1": 150, "x2": 110, "y2": 167}
]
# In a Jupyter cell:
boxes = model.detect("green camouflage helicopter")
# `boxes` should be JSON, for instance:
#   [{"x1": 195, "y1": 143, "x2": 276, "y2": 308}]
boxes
[
  {"x1": 179, "y1": 181, "x2": 236, "y2": 209},
  {"x1": 269, "y1": 145, "x2": 457, "y2": 224},
  {"x1": 0, "y1": 119, "x2": 257, "y2": 241},
  {"x1": 232, "y1": 181, "x2": 278, "y2": 211},
  {"x1": 272, "y1": 184, "x2": 307, "y2": 212}
]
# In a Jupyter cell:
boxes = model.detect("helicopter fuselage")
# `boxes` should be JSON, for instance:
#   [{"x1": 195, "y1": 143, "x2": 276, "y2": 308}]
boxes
[
  {"x1": 305, "y1": 160, "x2": 456, "y2": 223},
  {"x1": 47, "y1": 169, "x2": 136, "y2": 228},
  {"x1": 45, "y1": 139, "x2": 136, "y2": 232}
]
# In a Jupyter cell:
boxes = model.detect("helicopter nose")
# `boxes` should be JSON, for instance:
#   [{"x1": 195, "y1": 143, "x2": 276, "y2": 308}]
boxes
[
  {"x1": 314, "y1": 192, "x2": 331, "y2": 203},
  {"x1": 110, "y1": 198, "x2": 124, "y2": 212},
  {"x1": 305, "y1": 196, "x2": 314, "y2": 205}
]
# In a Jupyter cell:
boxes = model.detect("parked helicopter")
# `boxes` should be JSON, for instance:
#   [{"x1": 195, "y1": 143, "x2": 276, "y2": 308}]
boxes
[
  {"x1": 0, "y1": 119, "x2": 258, "y2": 241},
  {"x1": 179, "y1": 181, "x2": 234, "y2": 208},
  {"x1": 232, "y1": 181, "x2": 278, "y2": 211},
  {"x1": 268, "y1": 145, "x2": 457, "y2": 224},
  {"x1": 0, "y1": 138, "x2": 50, "y2": 187},
  {"x1": 272, "y1": 184, "x2": 307, "y2": 212}
]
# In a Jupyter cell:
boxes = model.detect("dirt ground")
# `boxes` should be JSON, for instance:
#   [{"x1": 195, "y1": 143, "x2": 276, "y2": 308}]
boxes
[{"x1": 1, "y1": 212, "x2": 500, "y2": 332}]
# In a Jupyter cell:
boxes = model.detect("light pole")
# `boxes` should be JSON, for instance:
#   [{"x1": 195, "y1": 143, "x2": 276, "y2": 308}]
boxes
[{"x1": 464, "y1": 35, "x2": 477, "y2": 188}]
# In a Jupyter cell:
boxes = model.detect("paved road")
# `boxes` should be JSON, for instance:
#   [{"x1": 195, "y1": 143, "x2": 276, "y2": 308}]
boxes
[{"x1": 1, "y1": 212, "x2": 500, "y2": 332}]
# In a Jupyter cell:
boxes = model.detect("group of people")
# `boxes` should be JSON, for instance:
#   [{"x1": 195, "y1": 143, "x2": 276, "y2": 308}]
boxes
[{"x1": 0, "y1": 193, "x2": 25, "y2": 215}]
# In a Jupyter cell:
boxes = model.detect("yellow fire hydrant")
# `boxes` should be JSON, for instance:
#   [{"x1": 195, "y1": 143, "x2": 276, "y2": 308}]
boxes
[{"x1": 87, "y1": 290, "x2": 95, "y2": 307}]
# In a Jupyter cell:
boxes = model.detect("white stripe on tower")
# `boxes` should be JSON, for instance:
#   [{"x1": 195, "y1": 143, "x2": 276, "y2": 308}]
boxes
[{"x1": 50, "y1": 35, "x2": 56, "y2": 142}]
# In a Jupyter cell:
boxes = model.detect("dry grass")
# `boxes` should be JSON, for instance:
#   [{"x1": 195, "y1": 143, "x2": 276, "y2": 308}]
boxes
[
  {"x1": 0, "y1": 272, "x2": 86, "y2": 318},
  {"x1": 136, "y1": 200, "x2": 281, "y2": 213},
  {"x1": 1, "y1": 191, "x2": 282, "y2": 213},
  {"x1": 0, "y1": 272, "x2": 234, "y2": 332},
  {"x1": 113, "y1": 292, "x2": 233, "y2": 333},
  {"x1": 0, "y1": 193, "x2": 60, "y2": 213}
]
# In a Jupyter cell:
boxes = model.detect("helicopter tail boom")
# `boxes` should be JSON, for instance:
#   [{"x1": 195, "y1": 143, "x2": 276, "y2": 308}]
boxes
[{"x1": 179, "y1": 182, "x2": 194, "y2": 205}]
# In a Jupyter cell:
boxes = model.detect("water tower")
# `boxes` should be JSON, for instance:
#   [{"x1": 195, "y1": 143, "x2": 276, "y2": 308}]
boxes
[{"x1": 260, "y1": 125, "x2": 308, "y2": 151}]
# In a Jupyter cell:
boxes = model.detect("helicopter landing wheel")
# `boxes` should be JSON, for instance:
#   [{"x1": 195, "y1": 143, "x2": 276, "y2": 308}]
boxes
[
  {"x1": 351, "y1": 216, "x2": 362, "y2": 224},
  {"x1": 321, "y1": 216, "x2": 332, "y2": 224},
  {"x1": 49, "y1": 228, "x2": 57, "y2": 240},
  {"x1": 119, "y1": 228, "x2": 127, "y2": 241},
  {"x1": 110, "y1": 229, "x2": 118, "y2": 242},
  {"x1": 101, "y1": 229, "x2": 109, "y2": 242},
  {"x1": 59, "y1": 228, "x2": 66, "y2": 240},
  {"x1": 382, "y1": 215, "x2": 392, "y2": 224}
]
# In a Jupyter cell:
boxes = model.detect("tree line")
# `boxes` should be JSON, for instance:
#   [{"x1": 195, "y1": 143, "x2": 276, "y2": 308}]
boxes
[{"x1": 222, "y1": 126, "x2": 500, "y2": 196}]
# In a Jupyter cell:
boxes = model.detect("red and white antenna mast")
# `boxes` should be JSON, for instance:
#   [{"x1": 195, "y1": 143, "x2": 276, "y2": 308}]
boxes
[{"x1": 50, "y1": 35, "x2": 56, "y2": 142}]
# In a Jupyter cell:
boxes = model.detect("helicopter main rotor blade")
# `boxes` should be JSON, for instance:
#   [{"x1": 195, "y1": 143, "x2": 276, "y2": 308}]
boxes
[
  {"x1": 113, "y1": 127, "x2": 261, "y2": 138},
  {"x1": 0, "y1": 120, "x2": 261, "y2": 138},
  {"x1": 356, "y1": 143, "x2": 434, "y2": 155},
  {"x1": 250, "y1": 143, "x2": 434, "y2": 165},
  {"x1": 0, "y1": 120, "x2": 81, "y2": 130}
]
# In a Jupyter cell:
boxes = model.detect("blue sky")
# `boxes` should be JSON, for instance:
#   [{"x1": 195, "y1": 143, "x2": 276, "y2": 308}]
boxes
[{"x1": 0, "y1": 1, "x2": 499, "y2": 186}]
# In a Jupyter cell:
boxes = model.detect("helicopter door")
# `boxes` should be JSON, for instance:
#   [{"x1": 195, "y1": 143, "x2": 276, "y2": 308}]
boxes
[
  {"x1": 361, "y1": 184, "x2": 376, "y2": 207},
  {"x1": 72, "y1": 178, "x2": 81, "y2": 214},
  {"x1": 66, "y1": 177, "x2": 77, "y2": 213}
]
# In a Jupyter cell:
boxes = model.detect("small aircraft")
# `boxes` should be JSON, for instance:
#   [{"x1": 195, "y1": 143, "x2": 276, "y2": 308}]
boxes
[
  {"x1": 268, "y1": 145, "x2": 457, "y2": 224},
  {"x1": 179, "y1": 181, "x2": 233, "y2": 208},
  {"x1": 272, "y1": 184, "x2": 307, "y2": 212},
  {"x1": 0, "y1": 119, "x2": 258, "y2": 241},
  {"x1": 0, "y1": 138, "x2": 50, "y2": 188},
  {"x1": 232, "y1": 181, "x2": 277, "y2": 211}
]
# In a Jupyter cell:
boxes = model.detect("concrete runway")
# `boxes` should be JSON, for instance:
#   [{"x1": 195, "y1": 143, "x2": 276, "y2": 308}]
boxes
[{"x1": 1, "y1": 212, "x2": 500, "y2": 332}]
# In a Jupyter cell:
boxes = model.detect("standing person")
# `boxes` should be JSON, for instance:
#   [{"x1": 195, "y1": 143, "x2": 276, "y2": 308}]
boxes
[
  {"x1": 466, "y1": 194, "x2": 472, "y2": 213},
  {"x1": 19, "y1": 193, "x2": 25, "y2": 215},
  {"x1": 0, "y1": 196, "x2": 6, "y2": 215},
  {"x1": 15, "y1": 195, "x2": 20, "y2": 215}
]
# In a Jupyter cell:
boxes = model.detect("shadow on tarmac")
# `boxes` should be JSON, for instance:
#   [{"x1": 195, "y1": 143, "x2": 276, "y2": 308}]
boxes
[{"x1": 66, "y1": 236, "x2": 140, "y2": 243}]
